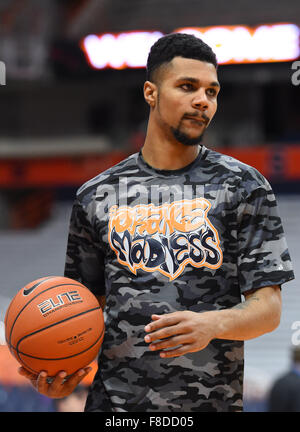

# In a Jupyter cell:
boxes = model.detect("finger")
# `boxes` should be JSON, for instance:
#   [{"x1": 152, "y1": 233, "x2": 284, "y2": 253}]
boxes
[
  {"x1": 18, "y1": 366, "x2": 37, "y2": 379},
  {"x1": 144, "y1": 324, "x2": 182, "y2": 343},
  {"x1": 62, "y1": 367, "x2": 92, "y2": 393},
  {"x1": 144, "y1": 313, "x2": 180, "y2": 333},
  {"x1": 160, "y1": 339, "x2": 210, "y2": 358},
  {"x1": 148, "y1": 335, "x2": 187, "y2": 351},
  {"x1": 18, "y1": 367, "x2": 39, "y2": 388},
  {"x1": 159, "y1": 344, "x2": 193, "y2": 358},
  {"x1": 36, "y1": 371, "x2": 49, "y2": 394},
  {"x1": 47, "y1": 371, "x2": 68, "y2": 396},
  {"x1": 64, "y1": 367, "x2": 92, "y2": 389}
]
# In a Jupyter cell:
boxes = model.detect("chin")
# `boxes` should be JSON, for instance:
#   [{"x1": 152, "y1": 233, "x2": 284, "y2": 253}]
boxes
[
  {"x1": 181, "y1": 141, "x2": 201, "y2": 147},
  {"x1": 177, "y1": 132, "x2": 204, "y2": 146},
  {"x1": 170, "y1": 124, "x2": 206, "y2": 147}
]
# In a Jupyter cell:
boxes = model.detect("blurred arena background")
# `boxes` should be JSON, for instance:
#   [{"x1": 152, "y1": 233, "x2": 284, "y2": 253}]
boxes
[{"x1": 0, "y1": 0, "x2": 299, "y2": 412}]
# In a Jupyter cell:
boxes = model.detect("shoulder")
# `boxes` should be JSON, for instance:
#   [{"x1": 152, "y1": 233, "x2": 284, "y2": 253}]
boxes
[
  {"x1": 203, "y1": 147, "x2": 272, "y2": 196},
  {"x1": 272, "y1": 371, "x2": 300, "y2": 389},
  {"x1": 76, "y1": 152, "x2": 139, "y2": 205}
]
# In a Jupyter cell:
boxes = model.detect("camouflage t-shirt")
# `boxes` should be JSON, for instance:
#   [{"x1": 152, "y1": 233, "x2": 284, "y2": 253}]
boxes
[{"x1": 64, "y1": 145, "x2": 294, "y2": 412}]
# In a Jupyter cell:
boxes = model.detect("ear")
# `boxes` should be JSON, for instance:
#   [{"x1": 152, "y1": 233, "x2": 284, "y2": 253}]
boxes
[{"x1": 143, "y1": 81, "x2": 157, "y2": 108}]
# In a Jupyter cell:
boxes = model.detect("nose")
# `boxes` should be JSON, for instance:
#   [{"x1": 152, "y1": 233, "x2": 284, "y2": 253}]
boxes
[{"x1": 192, "y1": 88, "x2": 209, "y2": 111}]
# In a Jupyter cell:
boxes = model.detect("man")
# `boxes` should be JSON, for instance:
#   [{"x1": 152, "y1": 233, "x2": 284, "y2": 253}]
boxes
[
  {"x1": 268, "y1": 347, "x2": 300, "y2": 412},
  {"x1": 19, "y1": 33, "x2": 294, "y2": 412}
]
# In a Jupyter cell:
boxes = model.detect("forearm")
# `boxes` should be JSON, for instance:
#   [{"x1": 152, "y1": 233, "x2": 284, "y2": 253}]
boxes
[
  {"x1": 143, "y1": 285, "x2": 282, "y2": 358},
  {"x1": 212, "y1": 285, "x2": 282, "y2": 341}
]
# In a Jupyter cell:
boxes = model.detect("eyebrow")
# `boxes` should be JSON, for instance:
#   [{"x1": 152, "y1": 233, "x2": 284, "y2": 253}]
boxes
[{"x1": 176, "y1": 77, "x2": 221, "y2": 88}]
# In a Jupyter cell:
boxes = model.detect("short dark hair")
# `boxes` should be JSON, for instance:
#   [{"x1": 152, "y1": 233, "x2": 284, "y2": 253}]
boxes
[{"x1": 146, "y1": 33, "x2": 218, "y2": 82}]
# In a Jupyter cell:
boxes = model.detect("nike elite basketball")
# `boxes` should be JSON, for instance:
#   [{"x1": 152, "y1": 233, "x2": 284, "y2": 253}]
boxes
[{"x1": 4, "y1": 276, "x2": 105, "y2": 376}]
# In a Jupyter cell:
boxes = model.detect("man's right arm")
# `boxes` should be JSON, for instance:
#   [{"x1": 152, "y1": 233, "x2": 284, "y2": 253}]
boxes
[
  {"x1": 18, "y1": 294, "x2": 105, "y2": 398},
  {"x1": 18, "y1": 366, "x2": 92, "y2": 399},
  {"x1": 18, "y1": 199, "x2": 106, "y2": 398}
]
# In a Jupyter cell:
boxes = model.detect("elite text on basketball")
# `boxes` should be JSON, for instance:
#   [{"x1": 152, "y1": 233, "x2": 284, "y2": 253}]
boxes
[{"x1": 37, "y1": 290, "x2": 83, "y2": 316}]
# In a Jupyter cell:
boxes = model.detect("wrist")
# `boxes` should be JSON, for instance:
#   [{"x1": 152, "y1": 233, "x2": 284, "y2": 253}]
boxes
[{"x1": 206, "y1": 309, "x2": 236, "y2": 340}]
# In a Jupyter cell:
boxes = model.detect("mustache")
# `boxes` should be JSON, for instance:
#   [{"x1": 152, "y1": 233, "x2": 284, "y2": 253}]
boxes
[{"x1": 183, "y1": 112, "x2": 210, "y2": 125}]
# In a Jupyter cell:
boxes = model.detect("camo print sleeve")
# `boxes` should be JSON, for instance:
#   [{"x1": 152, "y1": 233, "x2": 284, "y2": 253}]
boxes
[
  {"x1": 64, "y1": 198, "x2": 106, "y2": 296},
  {"x1": 237, "y1": 170, "x2": 294, "y2": 294}
]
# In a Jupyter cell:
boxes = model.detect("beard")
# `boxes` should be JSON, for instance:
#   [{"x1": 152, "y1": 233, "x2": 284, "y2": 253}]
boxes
[
  {"x1": 156, "y1": 93, "x2": 208, "y2": 146},
  {"x1": 171, "y1": 126, "x2": 205, "y2": 146},
  {"x1": 170, "y1": 113, "x2": 208, "y2": 146}
]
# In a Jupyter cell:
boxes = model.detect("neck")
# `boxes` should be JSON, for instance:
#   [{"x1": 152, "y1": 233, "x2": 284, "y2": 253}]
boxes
[{"x1": 141, "y1": 125, "x2": 200, "y2": 171}]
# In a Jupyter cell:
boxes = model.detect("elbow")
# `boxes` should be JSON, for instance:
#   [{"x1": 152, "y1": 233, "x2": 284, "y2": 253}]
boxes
[
  {"x1": 267, "y1": 297, "x2": 282, "y2": 333},
  {"x1": 268, "y1": 310, "x2": 281, "y2": 333},
  {"x1": 273, "y1": 306, "x2": 282, "y2": 331}
]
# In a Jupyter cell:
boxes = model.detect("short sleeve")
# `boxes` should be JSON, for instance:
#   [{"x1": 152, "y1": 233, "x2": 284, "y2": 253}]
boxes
[
  {"x1": 64, "y1": 199, "x2": 106, "y2": 296},
  {"x1": 237, "y1": 175, "x2": 294, "y2": 294}
]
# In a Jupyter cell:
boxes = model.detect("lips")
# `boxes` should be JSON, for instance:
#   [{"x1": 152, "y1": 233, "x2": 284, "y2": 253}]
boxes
[
  {"x1": 184, "y1": 117, "x2": 206, "y2": 126},
  {"x1": 183, "y1": 113, "x2": 209, "y2": 125}
]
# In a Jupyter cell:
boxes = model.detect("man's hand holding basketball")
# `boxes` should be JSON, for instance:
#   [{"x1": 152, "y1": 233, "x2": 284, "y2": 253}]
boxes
[{"x1": 18, "y1": 366, "x2": 92, "y2": 398}]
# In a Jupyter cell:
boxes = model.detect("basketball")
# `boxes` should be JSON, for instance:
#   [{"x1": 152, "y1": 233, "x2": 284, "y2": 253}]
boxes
[{"x1": 4, "y1": 276, "x2": 105, "y2": 377}]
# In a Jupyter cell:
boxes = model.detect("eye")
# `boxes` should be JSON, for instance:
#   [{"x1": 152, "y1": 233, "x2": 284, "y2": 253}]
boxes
[
  {"x1": 206, "y1": 88, "x2": 218, "y2": 97},
  {"x1": 180, "y1": 83, "x2": 195, "y2": 91}
]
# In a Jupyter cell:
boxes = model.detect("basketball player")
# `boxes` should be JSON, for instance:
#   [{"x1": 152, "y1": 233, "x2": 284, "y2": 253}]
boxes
[{"x1": 19, "y1": 33, "x2": 294, "y2": 412}]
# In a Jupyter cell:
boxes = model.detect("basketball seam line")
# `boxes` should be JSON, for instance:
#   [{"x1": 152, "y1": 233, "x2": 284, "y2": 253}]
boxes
[
  {"x1": 13, "y1": 305, "x2": 101, "y2": 352},
  {"x1": 14, "y1": 307, "x2": 103, "y2": 366},
  {"x1": 16, "y1": 325, "x2": 105, "y2": 375},
  {"x1": 6, "y1": 282, "x2": 85, "y2": 346},
  {"x1": 18, "y1": 328, "x2": 104, "y2": 373},
  {"x1": 17, "y1": 324, "x2": 105, "y2": 362},
  {"x1": 5, "y1": 276, "x2": 57, "y2": 343}
]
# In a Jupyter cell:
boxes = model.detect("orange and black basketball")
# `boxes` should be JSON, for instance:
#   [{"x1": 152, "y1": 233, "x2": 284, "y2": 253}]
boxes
[{"x1": 4, "y1": 276, "x2": 104, "y2": 377}]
